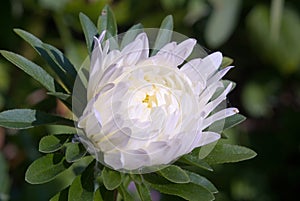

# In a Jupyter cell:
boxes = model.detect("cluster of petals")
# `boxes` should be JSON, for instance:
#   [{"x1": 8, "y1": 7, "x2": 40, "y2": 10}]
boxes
[{"x1": 78, "y1": 31, "x2": 238, "y2": 171}]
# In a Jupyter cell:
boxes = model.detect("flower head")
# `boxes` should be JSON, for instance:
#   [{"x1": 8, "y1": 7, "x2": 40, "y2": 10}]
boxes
[{"x1": 77, "y1": 30, "x2": 238, "y2": 172}]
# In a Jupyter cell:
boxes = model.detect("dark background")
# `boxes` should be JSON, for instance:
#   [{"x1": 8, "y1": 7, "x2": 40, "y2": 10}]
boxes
[{"x1": 0, "y1": 0, "x2": 299, "y2": 200}]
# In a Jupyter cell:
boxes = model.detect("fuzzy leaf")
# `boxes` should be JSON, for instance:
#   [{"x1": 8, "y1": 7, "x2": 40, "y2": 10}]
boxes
[
  {"x1": 25, "y1": 154, "x2": 70, "y2": 184},
  {"x1": 179, "y1": 154, "x2": 213, "y2": 171},
  {"x1": 14, "y1": 29, "x2": 77, "y2": 91},
  {"x1": 151, "y1": 15, "x2": 173, "y2": 56},
  {"x1": 102, "y1": 167, "x2": 122, "y2": 190},
  {"x1": 0, "y1": 109, "x2": 74, "y2": 129},
  {"x1": 204, "y1": 141, "x2": 257, "y2": 165},
  {"x1": 79, "y1": 13, "x2": 98, "y2": 55},
  {"x1": 120, "y1": 23, "x2": 143, "y2": 49},
  {"x1": 0, "y1": 50, "x2": 62, "y2": 93},
  {"x1": 185, "y1": 171, "x2": 218, "y2": 193},
  {"x1": 159, "y1": 165, "x2": 190, "y2": 183},
  {"x1": 97, "y1": 5, "x2": 117, "y2": 37}
]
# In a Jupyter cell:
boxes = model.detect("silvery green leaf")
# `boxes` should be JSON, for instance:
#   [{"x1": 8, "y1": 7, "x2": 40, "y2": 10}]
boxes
[
  {"x1": 204, "y1": 140, "x2": 257, "y2": 165},
  {"x1": 79, "y1": 13, "x2": 98, "y2": 55},
  {"x1": 151, "y1": 15, "x2": 173, "y2": 56},
  {"x1": 0, "y1": 109, "x2": 74, "y2": 129},
  {"x1": 25, "y1": 154, "x2": 70, "y2": 184}
]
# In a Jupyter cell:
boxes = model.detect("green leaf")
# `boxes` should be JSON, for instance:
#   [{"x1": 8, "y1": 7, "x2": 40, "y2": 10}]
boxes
[
  {"x1": 198, "y1": 141, "x2": 218, "y2": 160},
  {"x1": 159, "y1": 165, "x2": 190, "y2": 183},
  {"x1": 0, "y1": 109, "x2": 74, "y2": 129},
  {"x1": 94, "y1": 190, "x2": 104, "y2": 201},
  {"x1": 50, "y1": 187, "x2": 69, "y2": 201},
  {"x1": 120, "y1": 23, "x2": 143, "y2": 49},
  {"x1": 101, "y1": 167, "x2": 122, "y2": 190},
  {"x1": 151, "y1": 15, "x2": 173, "y2": 56},
  {"x1": 39, "y1": 134, "x2": 70, "y2": 153},
  {"x1": 205, "y1": 0, "x2": 241, "y2": 48},
  {"x1": 97, "y1": 5, "x2": 117, "y2": 38},
  {"x1": 25, "y1": 153, "x2": 71, "y2": 184},
  {"x1": 221, "y1": 56, "x2": 234, "y2": 68},
  {"x1": 184, "y1": 171, "x2": 218, "y2": 194},
  {"x1": 68, "y1": 161, "x2": 96, "y2": 201},
  {"x1": 179, "y1": 154, "x2": 213, "y2": 171},
  {"x1": 13, "y1": 29, "x2": 77, "y2": 91},
  {"x1": 134, "y1": 181, "x2": 152, "y2": 201},
  {"x1": 149, "y1": 183, "x2": 214, "y2": 201},
  {"x1": 204, "y1": 141, "x2": 257, "y2": 165},
  {"x1": 0, "y1": 50, "x2": 62, "y2": 93},
  {"x1": 207, "y1": 113, "x2": 246, "y2": 133},
  {"x1": 65, "y1": 142, "x2": 87, "y2": 163},
  {"x1": 79, "y1": 13, "x2": 98, "y2": 55}
]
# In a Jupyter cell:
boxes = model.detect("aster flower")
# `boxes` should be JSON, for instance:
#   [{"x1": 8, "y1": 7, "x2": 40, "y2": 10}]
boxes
[{"x1": 77, "y1": 31, "x2": 239, "y2": 171}]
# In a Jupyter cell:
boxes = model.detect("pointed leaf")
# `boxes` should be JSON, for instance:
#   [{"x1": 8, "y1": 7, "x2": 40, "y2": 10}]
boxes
[
  {"x1": 39, "y1": 134, "x2": 70, "y2": 153},
  {"x1": 151, "y1": 15, "x2": 173, "y2": 55},
  {"x1": 0, "y1": 50, "x2": 62, "y2": 93},
  {"x1": 204, "y1": 141, "x2": 257, "y2": 165},
  {"x1": 159, "y1": 165, "x2": 190, "y2": 183},
  {"x1": 97, "y1": 5, "x2": 117, "y2": 37},
  {"x1": 79, "y1": 13, "x2": 98, "y2": 55},
  {"x1": 102, "y1": 167, "x2": 122, "y2": 190},
  {"x1": 25, "y1": 153, "x2": 71, "y2": 184},
  {"x1": 120, "y1": 23, "x2": 143, "y2": 49},
  {"x1": 198, "y1": 141, "x2": 218, "y2": 160},
  {"x1": 0, "y1": 109, "x2": 74, "y2": 129},
  {"x1": 185, "y1": 171, "x2": 218, "y2": 193},
  {"x1": 14, "y1": 29, "x2": 77, "y2": 91},
  {"x1": 149, "y1": 183, "x2": 214, "y2": 201},
  {"x1": 179, "y1": 154, "x2": 213, "y2": 171},
  {"x1": 65, "y1": 142, "x2": 87, "y2": 163}
]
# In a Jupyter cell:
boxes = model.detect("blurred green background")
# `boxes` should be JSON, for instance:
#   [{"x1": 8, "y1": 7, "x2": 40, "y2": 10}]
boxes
[{"x1": 0, "y1": 0, "x2": 299, "y2": 200}]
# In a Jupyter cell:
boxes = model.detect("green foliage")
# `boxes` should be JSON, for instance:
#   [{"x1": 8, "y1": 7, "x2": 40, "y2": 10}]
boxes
[
  {"x1": 79, "y1": 13, "x2": 98, "y2": 55},
  {"x1": 102, "y1": 167, "x2": 123, "y2": 190},
  {"x1": 39, "y1": 134, "x2": 70, "y2": 153},
  {"x1": 65, "y1": 142, "x2": 87, "y2": 163},
  {"x1": 0, "y1": 109, "x2": 74, "y2": 129},
  {"x1": 159, "y1": 165, "x2": 190, "y2": 183},
  {"x1": 25, "y1": 154, "x2": 71, "y2": 184},
  {"x1": 151, "y1": 15, "x2": 173, "y2": 56},
  {"x1": 204, "y1": 140, "x2": 257, "y2": 165}
]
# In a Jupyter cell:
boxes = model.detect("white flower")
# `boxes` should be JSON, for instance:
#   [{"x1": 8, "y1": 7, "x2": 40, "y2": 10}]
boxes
[{"x1": 77, "y1": 31, "x2": 238, "y2": 171}]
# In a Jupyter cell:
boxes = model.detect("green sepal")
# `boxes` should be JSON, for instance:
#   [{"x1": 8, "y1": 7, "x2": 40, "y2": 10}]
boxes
[{"x1": 50, "y1": 187, "x2": 69, "y2": 201}]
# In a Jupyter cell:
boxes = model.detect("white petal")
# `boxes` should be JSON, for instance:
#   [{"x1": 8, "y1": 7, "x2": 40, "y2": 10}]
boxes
[
  {"x1": 199, "y1": 52, "x2": 223, "y2": 79},
  {"x1": 207, "y1": 66, "x2": 234, "y2": 86},
  {"x1": 122, "y1": 149, "x2": 151, "y2": 170},
  {"x1": 202, "y1": 83, "x2": 233, "y2": 117},
  {"x1": 202, "y1": 107, "x2": 239, "y2": 129},
  {"x1": 104, "y1": 150, "x2": 124, "y2": 170},
  {"x1": 193, "y1": 131, "x2": 220, "y2": 148}
]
